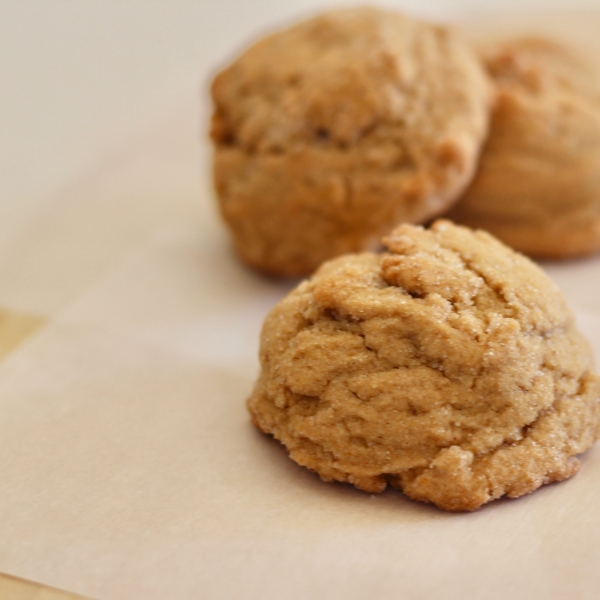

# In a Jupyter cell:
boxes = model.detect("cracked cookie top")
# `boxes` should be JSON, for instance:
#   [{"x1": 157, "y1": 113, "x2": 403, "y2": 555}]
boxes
[{"x1": 248, "y1": 220, "x2": 600, "y2": 511}]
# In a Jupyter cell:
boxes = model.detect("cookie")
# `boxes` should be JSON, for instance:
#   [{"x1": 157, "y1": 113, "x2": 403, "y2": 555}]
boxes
[
  {"x1": 211, "y1": 8, "x2": 491, "y2": 276},
  {"x1": 248, "y1": 220, "x2": 600, "y2": 511},
  {"x1": 448, "y1": 37, "x2": 600, "y2": 259}
]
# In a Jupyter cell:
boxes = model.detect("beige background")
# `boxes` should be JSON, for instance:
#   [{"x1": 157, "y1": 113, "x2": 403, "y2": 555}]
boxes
[{"x1": 1, "y1": 2, "x2": 600, "y2": 599}]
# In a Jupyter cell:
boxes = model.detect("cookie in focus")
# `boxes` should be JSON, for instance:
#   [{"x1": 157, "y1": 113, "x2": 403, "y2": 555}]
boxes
[{"x1": 248, "y1": 220, "x2": 600, "y2": 511}]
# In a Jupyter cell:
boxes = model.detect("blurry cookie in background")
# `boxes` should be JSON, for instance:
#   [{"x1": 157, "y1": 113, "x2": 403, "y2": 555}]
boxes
[
  {"x1": 210, "y1": 7, "x2": 491, "y2": 276},
  {"x1": 448, "y1": 37, "x2": 600, "y2": 259}
]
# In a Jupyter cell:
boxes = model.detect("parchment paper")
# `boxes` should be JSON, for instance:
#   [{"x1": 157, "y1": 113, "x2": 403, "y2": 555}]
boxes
[{"x1": 2, "y1": 3, "x2": 600, "y2": 599}]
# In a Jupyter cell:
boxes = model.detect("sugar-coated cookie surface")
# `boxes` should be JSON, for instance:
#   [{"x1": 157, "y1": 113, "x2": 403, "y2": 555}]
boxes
[
  {"x1": 211, "y1": 8, "x2": 491, "y2": 276},
  {"x1": 248, "y1": 220, "x2": 600, "y2": 511},
  {"x1": 449, "y1": 37, "x2": 600, "y2": 259}
]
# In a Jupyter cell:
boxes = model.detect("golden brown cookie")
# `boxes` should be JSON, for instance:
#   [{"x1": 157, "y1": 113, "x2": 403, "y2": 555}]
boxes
[
  {"x1": 248, "y1": 220, "x2": 600, "y2": 511},
  {"x1": 211, "y1": 8, "x2": 491, "y2": 276},
  {"x1": 448, "y1": 37, "x2": 600, "y2": 259}
]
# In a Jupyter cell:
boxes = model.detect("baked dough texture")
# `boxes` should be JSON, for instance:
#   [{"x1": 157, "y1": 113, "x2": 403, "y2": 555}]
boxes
[
  {"x1": 248, "y1": 220, "x2": 600, "y2": 511},
  {"x1": 211, "y1": 8, "x2": 491, "y2": 276},
  {"x1": 448, "y1": 37, "x2": 600, "y2": 258}
]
